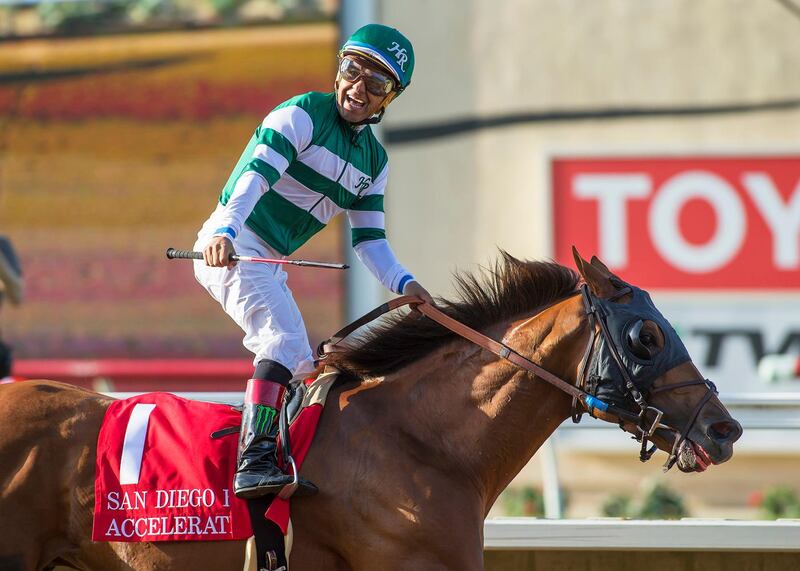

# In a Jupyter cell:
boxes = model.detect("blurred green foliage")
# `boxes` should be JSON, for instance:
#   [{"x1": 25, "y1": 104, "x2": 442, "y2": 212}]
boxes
[
  {"x1": 38, "y1": 1, "x2": 128, "y2": 33},
  {"x1": 209, "y1": 0, "x2": 249, "y2": 19},
  {"x1": 638, "y1": 483, "x2": 688, "y2": 519},
  {"x1": 759, "y1": 486, "x2": 800, "y2": 519},
  {"x1": 3, "y1": 0, "x2": 334, "y2": 38},
  {"x1": 601, "y1": 482, "x2": 689, "y2": 520},
  {"x1": 501, "y1": 486, "x2": 569, "y2": 517},
  {"x1": 601, "y1": 493, "x2": 632, "y2": 518}
]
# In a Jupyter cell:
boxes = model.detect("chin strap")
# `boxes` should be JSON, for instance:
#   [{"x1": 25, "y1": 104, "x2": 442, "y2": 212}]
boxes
[
  {"x1": 351, "y1": 107, "x2": 386, "y2": 126},
  {"x1": 349, "y1": 89, "x2": 398, "y2": 126}
]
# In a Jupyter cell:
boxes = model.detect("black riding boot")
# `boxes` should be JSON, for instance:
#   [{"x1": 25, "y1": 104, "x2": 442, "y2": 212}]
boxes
[{"x1": 233, "y1": 378, "x2": 318, "y2": 499}]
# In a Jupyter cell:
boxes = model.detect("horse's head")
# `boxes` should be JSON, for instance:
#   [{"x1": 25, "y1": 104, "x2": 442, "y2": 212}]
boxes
[{"x1": 571, "y1": 248, "x2": 742, "y2": 472}]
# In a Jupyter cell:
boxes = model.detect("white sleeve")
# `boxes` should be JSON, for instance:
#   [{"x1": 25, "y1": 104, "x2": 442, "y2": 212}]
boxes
[
  {"x1": 353, "y1": 238, "x2": 415, "y2": 294},
  {"x1": 212, "y1": 173, "x2": 268, "y2": 240}
]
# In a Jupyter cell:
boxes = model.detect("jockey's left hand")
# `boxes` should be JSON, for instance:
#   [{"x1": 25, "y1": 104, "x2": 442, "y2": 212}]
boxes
[{"x1": 403, "y1": 280, "x2": 435, "y2": 306}]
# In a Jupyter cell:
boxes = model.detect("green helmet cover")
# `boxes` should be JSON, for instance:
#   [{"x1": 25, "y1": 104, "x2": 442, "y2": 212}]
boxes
[{"x1": 341, "y1": 24, "x2": 415, "y2": 90}]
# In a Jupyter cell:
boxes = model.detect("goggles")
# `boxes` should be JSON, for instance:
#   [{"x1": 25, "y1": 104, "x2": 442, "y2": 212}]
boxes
[{"x1": 338, "y1": 57, "x2": 395, "y2": 96}]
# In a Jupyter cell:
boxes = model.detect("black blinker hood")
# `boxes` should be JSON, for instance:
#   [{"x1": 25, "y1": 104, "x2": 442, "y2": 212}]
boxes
[{"x1": 589, "y1": 285, "x2": 691, "y2": 403}]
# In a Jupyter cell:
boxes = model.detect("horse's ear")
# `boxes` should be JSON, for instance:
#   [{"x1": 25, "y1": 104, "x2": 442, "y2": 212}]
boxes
[
  {"x1": 589, "y1": 255, "x2": 612, "y2": 274},
  {"x1": 572, "y1": 246, "x2": 588, "y2": 274},
  {"x1": 572, "y1": 246, "x2": 618, "y2": 298},
  {"x1": 590, "y1": 255, "x2": 629, "y2": 289}
]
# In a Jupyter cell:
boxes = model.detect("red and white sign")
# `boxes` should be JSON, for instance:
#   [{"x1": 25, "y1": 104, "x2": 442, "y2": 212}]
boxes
[{"x1": 551, "y1": 155, "x2": 800, "y2": 289}]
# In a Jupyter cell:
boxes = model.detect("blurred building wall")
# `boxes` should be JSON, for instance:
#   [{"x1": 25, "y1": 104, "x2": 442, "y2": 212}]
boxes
[
  {"x1": 377, "y1": 0, "x2": 800, "y2": 295},
  {"x1": 373, "y1": 0, "x2": 800, "y2": 398}
]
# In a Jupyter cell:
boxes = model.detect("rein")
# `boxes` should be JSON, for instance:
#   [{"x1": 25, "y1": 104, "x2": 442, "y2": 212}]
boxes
[
  {"x1": 318, "y1": 295, "x2": 636, "y2": 434},
  {"x1": 319, "y1": 288, "x2": 718, "y2": 472},
  {"x1": 319, "y1": 296, "x2": 589, "y2": 399}
]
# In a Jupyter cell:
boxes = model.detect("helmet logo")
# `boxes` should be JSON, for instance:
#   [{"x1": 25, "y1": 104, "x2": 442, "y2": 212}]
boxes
[{"x1": 387, "y1": 42, "x2": 408, "y2": 72}]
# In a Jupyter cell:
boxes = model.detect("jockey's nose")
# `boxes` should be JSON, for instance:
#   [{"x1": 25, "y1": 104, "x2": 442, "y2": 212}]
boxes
[{"x1": 350, "y1": 77, "x2": 367, "y2": 96}]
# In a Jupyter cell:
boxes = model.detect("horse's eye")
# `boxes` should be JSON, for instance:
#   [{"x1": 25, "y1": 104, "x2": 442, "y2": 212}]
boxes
[
  {"x1": 641, "y1": 332, "x2": 656, "y2": 347},
  {"x1": 626, "y1": 320, "x2": 655, "y2": 360}
]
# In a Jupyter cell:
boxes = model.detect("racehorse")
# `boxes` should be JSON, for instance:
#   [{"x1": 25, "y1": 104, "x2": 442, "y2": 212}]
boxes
[{"x1": 0, "y1": 251, "x2": 742, "y2": 571}]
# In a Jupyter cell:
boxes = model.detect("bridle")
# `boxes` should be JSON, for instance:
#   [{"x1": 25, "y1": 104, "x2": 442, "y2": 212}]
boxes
[
  {"x1": 318, "y1": 285, "x2": 719, "y2": 471},
  {"x1": 574, "y1": 283, "x2": 718, "y2": 470}
]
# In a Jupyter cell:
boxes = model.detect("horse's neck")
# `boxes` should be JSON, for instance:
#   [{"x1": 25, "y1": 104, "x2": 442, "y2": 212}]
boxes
[{"x1": 391, "y1": 298, "x2": 585, "y2": 511}]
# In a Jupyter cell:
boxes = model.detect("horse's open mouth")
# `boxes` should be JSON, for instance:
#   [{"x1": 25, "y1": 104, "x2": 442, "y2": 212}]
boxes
[{"x1": 676, "y1": 440, "x2": 713, "y2": 473}]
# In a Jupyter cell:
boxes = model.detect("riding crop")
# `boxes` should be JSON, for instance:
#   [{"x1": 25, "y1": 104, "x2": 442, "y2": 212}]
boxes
[{"x1": 165, "y1": 248, "x2": 350, "y2": 270}]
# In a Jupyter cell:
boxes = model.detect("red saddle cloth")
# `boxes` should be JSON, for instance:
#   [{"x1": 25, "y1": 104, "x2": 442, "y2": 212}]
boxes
[
  {"x1": 92, "y1": 393, "x2": 253, "y2": 542},
  {"x1": 92, "y1": 372, "x2": 335, "y2": 543}
]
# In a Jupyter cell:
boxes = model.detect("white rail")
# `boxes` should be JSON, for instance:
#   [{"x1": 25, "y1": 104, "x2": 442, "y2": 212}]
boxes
[{"x1": 483, "y1": 518, "x2": 800, "y2": 551}]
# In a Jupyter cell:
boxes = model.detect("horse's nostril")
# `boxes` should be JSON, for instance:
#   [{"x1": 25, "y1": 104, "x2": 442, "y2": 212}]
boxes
[{"x1": 709, "y1": 420, "x2": 743, "y2": 442}]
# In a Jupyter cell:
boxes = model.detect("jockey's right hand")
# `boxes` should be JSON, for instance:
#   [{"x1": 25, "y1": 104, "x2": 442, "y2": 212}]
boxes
[
  {"x1": 204, "y1": 236, "x2": 237, "y2": 269},
  {"x1": 403, "y1": 280, "x2": 435, "y2": 306}
]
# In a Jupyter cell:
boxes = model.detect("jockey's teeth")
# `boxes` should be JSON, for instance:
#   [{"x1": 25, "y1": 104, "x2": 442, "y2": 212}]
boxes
[{"x1": 347, "y1": 95, "x2": 366, "y2": 109}]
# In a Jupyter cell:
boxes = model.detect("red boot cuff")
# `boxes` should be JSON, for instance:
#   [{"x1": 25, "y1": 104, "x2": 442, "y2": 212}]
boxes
[{"x1": 244, "y1": 379, "x2": 286, "y2": 407}]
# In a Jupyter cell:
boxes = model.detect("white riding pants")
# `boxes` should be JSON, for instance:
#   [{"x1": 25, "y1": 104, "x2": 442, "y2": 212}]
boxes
[{"x1": 193, "y1": 225, "x2": 316, "y2": 379}]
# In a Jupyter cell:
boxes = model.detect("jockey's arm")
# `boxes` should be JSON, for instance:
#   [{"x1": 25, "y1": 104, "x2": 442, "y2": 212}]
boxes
[
  {"x1": 206, "y1": 105, "x2": 313, "y2": 269},
  {"x1": 203, "y1": 173, "x2": 268, "y2": 269},
  {"x1": 352, "y1": 238, "x2": 434, "y2": 304}
]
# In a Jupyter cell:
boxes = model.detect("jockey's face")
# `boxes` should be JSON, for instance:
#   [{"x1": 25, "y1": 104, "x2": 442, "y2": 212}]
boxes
[{"x1": 335, "y1": 56, "x2": 394, "y2": 124}]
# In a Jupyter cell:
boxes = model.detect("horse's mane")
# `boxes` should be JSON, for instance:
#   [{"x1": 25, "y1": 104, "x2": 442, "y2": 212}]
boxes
[{"x1": 325, "y1": 252, "x2": 580, "y2": 377}]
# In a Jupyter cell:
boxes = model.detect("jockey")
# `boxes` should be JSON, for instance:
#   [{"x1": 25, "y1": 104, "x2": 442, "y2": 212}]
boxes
[
  {"x1": 0, "y1": 235, "x2": 24, "y2": 381},
  {"x1": 194, "y1": 24, "x2": 434, "y2": 500}
]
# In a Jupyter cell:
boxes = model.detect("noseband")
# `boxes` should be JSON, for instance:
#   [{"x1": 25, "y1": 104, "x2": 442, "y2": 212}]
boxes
[{"x1": 319, "y1": 285, "x2": 719, "y2": 471}]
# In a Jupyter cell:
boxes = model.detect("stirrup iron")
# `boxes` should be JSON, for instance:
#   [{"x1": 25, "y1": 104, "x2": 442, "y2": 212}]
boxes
[{"x1": 277, "y1": 456, "x2": 299, "y2": 500}]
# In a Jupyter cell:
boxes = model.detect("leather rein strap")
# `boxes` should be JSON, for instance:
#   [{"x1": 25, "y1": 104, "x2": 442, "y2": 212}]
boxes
[{"x1": 319, "y1": 295, "x2": 611, "y2": 417}]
